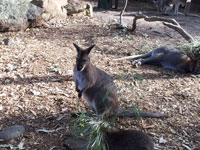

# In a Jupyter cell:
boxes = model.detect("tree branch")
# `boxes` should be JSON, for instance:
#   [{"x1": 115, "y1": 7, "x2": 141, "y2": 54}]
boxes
[
  {"x1": 119, "y1": 0, "x2": 128, "y2": 25},
  {"x1": 163, "y1": 22, "x2": 194, "y2": 43},
  {"x1": 132, "y1": 14, "x2": 194, "y2": 43}
]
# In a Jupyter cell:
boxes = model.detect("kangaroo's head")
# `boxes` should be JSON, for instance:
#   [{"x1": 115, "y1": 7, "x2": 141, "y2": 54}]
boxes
[
  {"x1": 73, "y1": 43, "x2": 95, "y2": 72},
  {"x1": 188, "y1": 55, "x2": 200, "y2": 74},
  {"x1": 191, "y1": 56, "x2": 200, "y2": 74}
]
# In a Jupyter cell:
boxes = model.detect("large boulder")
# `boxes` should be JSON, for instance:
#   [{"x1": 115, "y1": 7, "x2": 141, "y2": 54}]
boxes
[
  {"x1": 65, "y1": 0, "x2": 93, "y2": 17},
  {"x1": 0, "y1": 0, "x2": 43, "y2": 32},
  {"x1": 31, "y1": 0, "x2": 68, "y2": 22}
]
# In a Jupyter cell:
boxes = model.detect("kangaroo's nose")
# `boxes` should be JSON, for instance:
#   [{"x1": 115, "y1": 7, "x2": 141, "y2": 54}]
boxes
[{"x1": 77, "y1": 65, "x2": 82, "y2": 71}]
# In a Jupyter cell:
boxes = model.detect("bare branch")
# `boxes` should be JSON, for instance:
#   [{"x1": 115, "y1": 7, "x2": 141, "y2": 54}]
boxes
[
  {"x1": 119, "y1": 0, "x2": 128, "y2": 25},
  {"x1": 132, "y1": 14, "x2": 194, "y2": 43},
  {"x1": 163, "y1": 22, "x2": 194, "y2": 43}
]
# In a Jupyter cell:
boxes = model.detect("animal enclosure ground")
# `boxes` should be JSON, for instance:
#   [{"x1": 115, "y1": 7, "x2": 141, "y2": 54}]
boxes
[{"x1": 0, "y1": 0, "x2": 200, "y2": 150}]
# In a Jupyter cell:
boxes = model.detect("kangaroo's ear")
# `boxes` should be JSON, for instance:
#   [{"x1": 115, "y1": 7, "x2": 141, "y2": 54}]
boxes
[
  {"x1": 73, "y1": 43, "x2": 81, "y2": 53},
  {"x1": 86, "y1": 45, "x2": 95, "y2": 55}
]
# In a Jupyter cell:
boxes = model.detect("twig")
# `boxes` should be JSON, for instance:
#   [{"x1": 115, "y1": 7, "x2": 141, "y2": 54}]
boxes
[{"x1": 119, "y1": 0, "x2": 128, "y2": 25}]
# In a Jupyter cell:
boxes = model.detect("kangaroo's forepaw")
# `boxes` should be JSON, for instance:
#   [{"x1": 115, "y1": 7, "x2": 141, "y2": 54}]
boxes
[
  {"x1": 78, "y1": 92, "x2": 82, "y2": 98},
  {"x1": 132, "y1": 59, "x2": 142, "y2": 67},
  {"x1": 76, "y1": 87, "x2": 80, "y2": 92}
]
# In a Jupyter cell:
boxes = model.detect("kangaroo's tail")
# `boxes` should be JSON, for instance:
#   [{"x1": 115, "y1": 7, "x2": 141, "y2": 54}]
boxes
[
  {"x1": 116, "y1": 110, "x2": 168, "y2": 118},
  {"x1": 114, "y1": 51, "x2": 152, "y2": 61}
]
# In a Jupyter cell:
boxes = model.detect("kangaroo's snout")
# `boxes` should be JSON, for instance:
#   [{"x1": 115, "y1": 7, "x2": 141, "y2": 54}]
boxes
[
  {"x1": 77, "y1": 66, "x2": 82, "y2": 71},
  {"x1": 76, "y1": 57, "x2": 88, "y2": 72},
  {"x1": 77, "y1": 63, "x2": 86, "y2": 72}
]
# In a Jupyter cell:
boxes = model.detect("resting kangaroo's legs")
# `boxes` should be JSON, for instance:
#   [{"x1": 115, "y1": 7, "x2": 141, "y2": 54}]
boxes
[{"x1": 132, "y1": 53, "x2": 165, "y2": 67}]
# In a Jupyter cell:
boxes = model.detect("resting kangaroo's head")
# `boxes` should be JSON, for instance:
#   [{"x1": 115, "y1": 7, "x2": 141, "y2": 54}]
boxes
[
  {"x1": 186, "y1": 53, "x2": 200, "y2": 74},
  {"x1": 192, "y1": 56, "x2": 200, "y2": 74},
  {"x1": 73, "y1": 43, "x2": 95, "y2": 72}
]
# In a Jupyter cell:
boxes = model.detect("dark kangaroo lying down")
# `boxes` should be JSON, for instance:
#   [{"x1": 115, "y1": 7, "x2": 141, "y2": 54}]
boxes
[
  {"x1": 64, "y1": 128, "x2": 154, "y2": 150},
  {"x1": 105, "y1": 129, "x2": 154, "y2": 150},
  {"x1": 115, "y1": 46, "x2": 200, "y2": 74},
  {"x1": 73, "y1": 43, "x2": 167, "y2": 118}
]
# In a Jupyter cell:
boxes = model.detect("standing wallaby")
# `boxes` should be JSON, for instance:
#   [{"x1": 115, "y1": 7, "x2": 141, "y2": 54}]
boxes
[
  {"x1": 114, "y1": 46, "x2": 199, "y2": 74},
  {"x1": 73, "y1": 43, "x2": 167, "y2": 118},
  {"x1": 73, "y1": 43, "x2": 119, "y2": 116}
]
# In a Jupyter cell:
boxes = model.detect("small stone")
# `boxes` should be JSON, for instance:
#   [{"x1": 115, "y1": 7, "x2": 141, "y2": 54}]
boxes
[{"x1": 0, "y1": 125, "x2": 25, "y2": 141}]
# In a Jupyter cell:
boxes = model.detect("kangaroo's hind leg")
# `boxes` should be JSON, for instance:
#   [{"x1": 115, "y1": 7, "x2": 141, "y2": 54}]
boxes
[
  {"x1": 132, "y1": 53, "x2": 165, "y2": 67},
  {"x1": 184, "y1": 0, "x2": 191, "y2": 15},
  {"x1": 132, "y1": 51, "x2": 153, "y2": 67}
]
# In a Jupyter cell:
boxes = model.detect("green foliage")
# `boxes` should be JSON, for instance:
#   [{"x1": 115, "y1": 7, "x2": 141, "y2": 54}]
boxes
[
  {"x1": 102, "y1": 87, "x2": 112, "y2": 103},
  {"x1": 72, "y1": 113, "x2": 114, "y2": 150},
  {"x1": 143, "y1": 5, "x2": 155, "y2": 10},
  {"x1": 115, "y1": 73, "x2": 126, "y2": 80},
  {"x1": 132, "y1": 73, "x2": 144, "y2": 81},
  {"x1": 87, "y1": 119, "x2": 112, "y2": 150},
  {"x1": 177, "y1": 39, "x2": 200, "y2": 58},
  {"x1": 130, "y1": 106, "x2": 142, "y2": 127},
  {"x1": 71, "y1": 113, "x2": 91, "y2": 137}
]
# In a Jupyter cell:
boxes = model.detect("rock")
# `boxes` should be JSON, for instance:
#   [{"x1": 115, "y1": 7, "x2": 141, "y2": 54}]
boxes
[
  {"x1": 65, "y1": 0, "x2": 93, "y2": 17},
  {"x1": 0, "y1": 125, "x2": 25, "y2": 141},
  {"x1": 0, "y1": 0, "x2": 43, "y2": 32},
  {"x1": 0, "y1": 0, "x2": 68, "y2": 32},
  {"x1": 31, "y1": 0, "x2": 68, "y2": 22},
  {"x1": 0, "y1": 38, "x2": 10, "y2": 45}
]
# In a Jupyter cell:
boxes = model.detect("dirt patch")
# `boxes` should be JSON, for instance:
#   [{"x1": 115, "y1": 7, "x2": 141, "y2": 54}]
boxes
[{"x1": 0, "y1": 1, "x2": 200, "y2": 150}]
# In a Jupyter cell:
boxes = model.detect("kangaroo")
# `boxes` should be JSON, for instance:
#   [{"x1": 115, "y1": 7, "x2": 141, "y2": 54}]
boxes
[
  {"x1": 73, "y1": 43, "x2": 167, "y2": 118},
  {"x1": 153, "y1": 0, "x2": 165, "y2": 12},
  {"x1": 73, "y1": 43, "x2": 119, "y2": 116},
  {"x1": 64, "y1": 129, "x2": 154, "y2": 150},
  {"x1": 163, "y1": 0, "x2": 191, "y2": 16},
  {"x1": 105, "y1": 129, "x2": 154, "y2": 150},
  {"x1": 114, "y1": 46, "x2": 199, "y2": 74}
]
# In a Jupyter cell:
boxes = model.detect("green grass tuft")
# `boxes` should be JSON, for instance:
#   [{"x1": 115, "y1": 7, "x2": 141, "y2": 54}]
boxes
[
  {"x1": 72, "y1": 113, "x2": 115, "y2": 150},
  {"x1": 177, "y1": 39, "x2": 200, "y2": 58}
]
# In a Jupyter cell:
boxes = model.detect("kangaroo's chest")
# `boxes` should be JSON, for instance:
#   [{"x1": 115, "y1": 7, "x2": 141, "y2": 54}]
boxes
[{"x1": 74, "y1": 71, "x2": 87, "y2": 90}]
